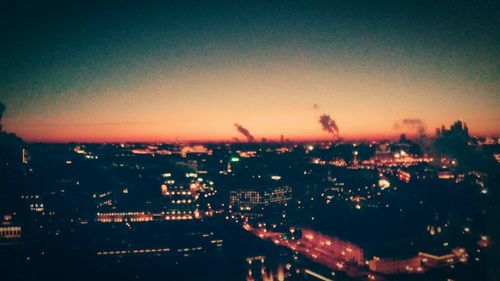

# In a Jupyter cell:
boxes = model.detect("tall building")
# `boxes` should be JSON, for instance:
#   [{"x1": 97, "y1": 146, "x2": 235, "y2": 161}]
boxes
[
  {"x1": 436, "y1": 120, "x2": 469, "y2": 139},
  {"x1": 229, "y1": 185, "x2": 292, "y2": 211}
]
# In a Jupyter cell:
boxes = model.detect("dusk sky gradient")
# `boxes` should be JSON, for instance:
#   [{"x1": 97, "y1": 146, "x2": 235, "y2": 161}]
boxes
[{"x1": 0, "y1": 0, "x2": 498, "y2": 142}]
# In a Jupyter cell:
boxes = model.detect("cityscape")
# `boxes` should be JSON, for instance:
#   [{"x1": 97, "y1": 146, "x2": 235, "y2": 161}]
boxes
[{"x1": 0, "y1": 1, "x2": 499, "y2": 281}]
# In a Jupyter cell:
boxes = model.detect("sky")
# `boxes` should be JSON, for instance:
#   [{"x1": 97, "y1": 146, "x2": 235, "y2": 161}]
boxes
[{"x1": 0, "y1": 0, "x2": 499, "y2": 142}]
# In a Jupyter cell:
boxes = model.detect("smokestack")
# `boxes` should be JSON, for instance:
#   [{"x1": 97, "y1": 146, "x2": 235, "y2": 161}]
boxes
[
  {"x1": 319, "y1": 114, "x2": 339, "y2": 139},
  {"x1": 234, "y1": 123, "x2": 256, "y2": 142}
]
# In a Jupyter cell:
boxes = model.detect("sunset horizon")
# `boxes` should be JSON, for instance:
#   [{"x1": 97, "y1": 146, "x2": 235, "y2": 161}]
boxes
[
  {"x1": 0, "y1": 1, "x2": 498, "y2": 281},
  {"x1": 1, "y1": 1, "x2": 498, "y2": 143}
]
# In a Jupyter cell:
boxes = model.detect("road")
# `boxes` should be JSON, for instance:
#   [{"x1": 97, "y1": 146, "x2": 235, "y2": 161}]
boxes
[{"x1": 243, "y1": 223, "x2": 384, "y2": 281}]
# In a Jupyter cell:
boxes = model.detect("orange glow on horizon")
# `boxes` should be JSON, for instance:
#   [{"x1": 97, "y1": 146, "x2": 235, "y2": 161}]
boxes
[{"x1": 3, "y1": 61, "x2": 498, "y2": 142}]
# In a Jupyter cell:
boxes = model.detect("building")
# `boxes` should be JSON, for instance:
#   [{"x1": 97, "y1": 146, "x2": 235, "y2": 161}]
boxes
[
  {"x1": 229, "y1": 185, "x2": 292, "y2": 211},
  {"x1": 437, "y1": 169, "x2": 455, "y2": 180},
  {"x1": 159, "y1": 177, "x2": 218, "y2": 220},
  {"x1": 161, "y1": 183, "x2": 197, "y2": 219},
  {"x1": 300, "y1": 228, "x2": 365, "y2": 266},
  {"x1": 397, "y1": 169, "x2": 411, "y2": 183},
  {"x1": 418, "y1": 248, "x2": 468, "y2": 267},
  {"x1": 230, "y1": 190, "x2": 262, "y2": 211},
  {"x1": 265, "y1": 185, "x2": 292, "y2": 205},
  {"x1": 368, "y1": 248, "x2": 468, "y2": 274},
  {"x1": 0, "y1": 226, "x2": 21, "y2": 239},
  {"x1": 368, "y1": 256, "x2": 423, "y2": 274},
  {"x1": 436, "y1": 120, "x2": 469, "y2": 139},
  {"x1": 96, "y1": 211, "x2": 154, "y2": 223},
  {"x1": 0, "y1": 215, "x2": 21, "y2": 239}
]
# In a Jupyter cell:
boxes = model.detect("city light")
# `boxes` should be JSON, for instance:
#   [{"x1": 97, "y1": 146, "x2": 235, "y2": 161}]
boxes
[{"x1": 0, "y1": 2, "x2": 497, "y2": 280}]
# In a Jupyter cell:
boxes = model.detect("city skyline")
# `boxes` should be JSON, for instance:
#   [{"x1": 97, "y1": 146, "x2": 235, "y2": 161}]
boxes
[
  {"x1": 1, "y1": 2, "x2": 499, "y2": 281},
  {"x1": 1, "y1": 0, "x2": 499, "y2": 142}
]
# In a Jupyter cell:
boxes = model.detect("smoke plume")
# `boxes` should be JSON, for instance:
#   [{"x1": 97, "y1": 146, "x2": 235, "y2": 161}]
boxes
[
  {"x1": 394, "y1": 118, "x2": 426, "y2": 135},
  {"x1": 234, "y1": 123, "x2": 255, "y2": 142},
  {"x1": 319, "y1": 114, "x2": 339, "y2": 138}
]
